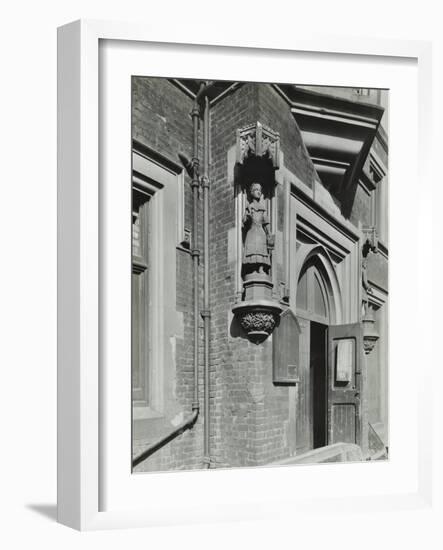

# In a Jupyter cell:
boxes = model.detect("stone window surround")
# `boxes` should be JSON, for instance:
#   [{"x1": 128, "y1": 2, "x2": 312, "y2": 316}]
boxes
[{"x1": 131, "y1": 145, "x2": 185, "y2": 423}]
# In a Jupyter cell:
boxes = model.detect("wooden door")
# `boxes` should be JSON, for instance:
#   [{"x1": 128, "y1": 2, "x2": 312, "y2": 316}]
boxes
[
  {"x1": 327, "y1": 323, "x2": 363, "y2": 446},
  {"x1": 295, "y1": 260, "x2": 331, "y2": 454},
  {"x1": 296, "y1": 317, "x2": 311, "y2": 454}
]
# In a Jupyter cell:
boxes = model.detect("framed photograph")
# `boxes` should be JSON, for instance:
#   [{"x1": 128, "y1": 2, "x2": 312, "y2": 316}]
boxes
[{"x1": 57, "y1": 20, "x2": 433, "y2": 530}]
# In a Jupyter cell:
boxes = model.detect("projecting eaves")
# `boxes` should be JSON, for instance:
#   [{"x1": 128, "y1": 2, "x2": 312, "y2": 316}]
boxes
[{"x1": 277, "y1": 85, "x2": 384, "y2": 216}]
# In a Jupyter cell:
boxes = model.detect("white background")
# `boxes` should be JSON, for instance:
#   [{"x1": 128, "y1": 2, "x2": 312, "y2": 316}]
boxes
[{"x1": 1, "y1": 1, "x2": 442, "y2": 548}]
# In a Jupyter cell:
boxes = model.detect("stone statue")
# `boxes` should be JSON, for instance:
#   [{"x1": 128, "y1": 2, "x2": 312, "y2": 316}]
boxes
[{"x1": 242, "y1": 183, "x2": 274, "y2": 276}]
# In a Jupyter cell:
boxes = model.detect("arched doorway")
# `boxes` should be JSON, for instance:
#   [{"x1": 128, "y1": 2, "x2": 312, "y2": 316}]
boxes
[
  {"x1": 295, "y1": 254, "x2": 335, "y2": 453},
  {"x1": 293, "y1": 246, "x2": 363, "y2": 454}
]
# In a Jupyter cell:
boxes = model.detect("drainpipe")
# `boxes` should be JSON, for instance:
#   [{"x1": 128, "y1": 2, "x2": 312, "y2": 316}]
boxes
[
  {"x1": 201, "y1": 92, "x2": 211, "y2": 468},
  {"x1": 191, "y1": 81, "x2": 214, "y2": 467},
  {"x1": 189, "y1": 81, "x2": 214, "y2": 467},
  {"x1": 132, "y1": 84, "x2": 205, "y2": 469},
  {"x1": 190, "y1": 86, "x2": 203, "y2": 420}
]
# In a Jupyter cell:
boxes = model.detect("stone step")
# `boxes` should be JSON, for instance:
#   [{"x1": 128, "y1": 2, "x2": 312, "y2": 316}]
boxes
[{"x1": 272, "y1": 443, "x2": 363, "y2": 465}]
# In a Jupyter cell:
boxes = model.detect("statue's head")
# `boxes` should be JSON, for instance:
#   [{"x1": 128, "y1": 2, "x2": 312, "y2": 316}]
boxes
[{"x1": 249, "y1": 182, "x2": 263, "y2": 200}]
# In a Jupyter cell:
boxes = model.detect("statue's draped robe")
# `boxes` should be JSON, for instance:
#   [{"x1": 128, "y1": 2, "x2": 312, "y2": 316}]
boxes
[{"x1": 243, "y1": 199, "x2": 270, "y2": 268}]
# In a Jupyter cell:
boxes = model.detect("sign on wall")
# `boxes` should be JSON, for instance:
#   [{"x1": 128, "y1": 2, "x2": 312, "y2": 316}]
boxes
[
  {"x1": 335, "y1": 339, "x2": 354, "y2": 384},
  {"x1": 272, "y1": 308, "x2": 300, "y2": 385}
]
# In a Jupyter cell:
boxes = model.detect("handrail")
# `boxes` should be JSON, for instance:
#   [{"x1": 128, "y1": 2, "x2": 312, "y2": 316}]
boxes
[{"x1": 132, "y1": 410, "x2": 199, "y2": 468}]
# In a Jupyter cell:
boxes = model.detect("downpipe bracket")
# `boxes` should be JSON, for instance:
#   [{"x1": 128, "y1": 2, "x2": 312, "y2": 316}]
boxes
[{"x1": 200, "y1": 175, "x2": 210, "y2": 189}]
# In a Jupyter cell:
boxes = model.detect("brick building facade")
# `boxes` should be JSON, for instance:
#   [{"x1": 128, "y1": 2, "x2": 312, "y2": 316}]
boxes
[{"x1": 131, "y1": 78, "x2": 389, "y2": 472}]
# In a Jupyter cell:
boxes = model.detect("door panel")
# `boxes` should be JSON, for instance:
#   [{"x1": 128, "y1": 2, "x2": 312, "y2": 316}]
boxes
[
  {"x1": 296, "y1": 317, "x2": 311, "y2": 454},
  {"x1": 296, "y1": 318, "x2": 328, "y2": 453},
  {"x1": 327, "y1": 323, "x2": 363, "y2": 446},
  {"x1": 331, "y1": 403, "x2": 356, "y2": 444}
]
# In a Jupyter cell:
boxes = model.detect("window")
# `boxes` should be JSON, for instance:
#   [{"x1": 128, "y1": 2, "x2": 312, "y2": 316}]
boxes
[
  {"x1": 131, "y1": 142, "x2": 186, "y2": 426},
  {"x1": 132, "y1": 188, "x2": 150, "y2": 406}
]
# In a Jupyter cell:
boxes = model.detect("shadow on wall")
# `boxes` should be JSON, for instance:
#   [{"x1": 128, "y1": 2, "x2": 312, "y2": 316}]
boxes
[{"x1": 229, "y1": 314, "x2": 248, "y2": 340}]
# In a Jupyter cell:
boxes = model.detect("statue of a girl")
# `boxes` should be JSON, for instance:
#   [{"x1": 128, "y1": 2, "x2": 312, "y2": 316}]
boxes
[{"x1": 242, "y1": 182, "x2": 273, "y2": 276}]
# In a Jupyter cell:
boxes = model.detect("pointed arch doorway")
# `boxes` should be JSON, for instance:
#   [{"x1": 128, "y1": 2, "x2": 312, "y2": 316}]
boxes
[{"x1": 293, "y1": 246, "x2": 363, "y2": 455}]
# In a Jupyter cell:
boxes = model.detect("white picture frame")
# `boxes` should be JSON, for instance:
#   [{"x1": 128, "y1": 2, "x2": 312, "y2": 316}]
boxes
[{"x1": 57, "y1": 19, "x2": 434, "y2": 531}]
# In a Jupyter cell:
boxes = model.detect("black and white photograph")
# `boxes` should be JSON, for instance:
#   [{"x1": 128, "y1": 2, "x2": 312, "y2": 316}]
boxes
[
  {"x1": 3, "y1": 0, "x2": 440, "y2": 543},
  {"x1": 131, "y1": 78, "x2": 389, "y2": 472}
]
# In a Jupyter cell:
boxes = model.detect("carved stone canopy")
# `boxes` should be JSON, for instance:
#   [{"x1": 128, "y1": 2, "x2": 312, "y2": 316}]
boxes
[{"x1": 236, "y1": 122, "x2": 280, "y2": 169}]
